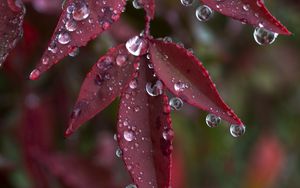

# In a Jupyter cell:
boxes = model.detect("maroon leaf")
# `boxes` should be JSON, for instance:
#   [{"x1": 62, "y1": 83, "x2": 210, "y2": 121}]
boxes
[
  {"x1": 30, "y1": 0, "x2": 126, "y2": 80},
  {"x1": 0, "y1": 0, "x2": 25, "y2": 66},
  {"x1": 66, "y1": 44, "x2": 136, "y2": 136},
  {"x1": 117, "y1": 60, "x2": 172, "y2": 188},
  {"x1": 200, "y1": 0, "x2": 291, "y2": 35},
  {"x1": 36, "y1": 153, "x2": 117, "y2": 188},
  {"x1": 149, "y1": 39, "x2": 243, "y2": 126}
]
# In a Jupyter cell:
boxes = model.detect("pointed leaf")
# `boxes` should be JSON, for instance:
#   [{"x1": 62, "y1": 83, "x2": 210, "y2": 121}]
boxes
[
  {"x1": 117, "y1": 60, "x2": 172, "y2": 188},
  {"x1": 200, "y1": 0, "x2": 291, "y2": 35},
  {"x1": 0, "y1": 0, "x2": 25, "y2": 66},
  {"x1": 66, "y1": 44, "x2": 136, "y2": 136},
  {"x1": 30, "y1": 0, "x2": 126, "y2": 79},
  {"x1": 149, "y1": 39, "x2": 243, "y2": 126}
]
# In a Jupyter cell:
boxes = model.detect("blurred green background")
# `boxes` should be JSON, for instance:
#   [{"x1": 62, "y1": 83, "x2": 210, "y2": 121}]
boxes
[{"x1": 0, "y1": 0, "x2": 300, "y2": 187}]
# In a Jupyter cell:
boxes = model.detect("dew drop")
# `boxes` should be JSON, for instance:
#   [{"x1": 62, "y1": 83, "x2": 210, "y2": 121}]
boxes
[
  {"x1": 162, "y1": 128, "x2": 174, "y2": 141},
  {"x1": 125, "y1": 184, "x2": 137, "y2": 188},
  {"x1": 180, "y1": 0, "x2": 194, "y2": 6},
  {"x1": 169, "y1": 97, "x2": 183, "y2": 110},
  {"x1": 29, "y1": 69, "x2": 41, "y2": 80},
  {"x1": 115, "y1": 148, "x2": 123, "y2": 158},
  {"x1": 145, "y1": 80, "x2": 163, "y2": 97},
  {"x1": 48, "y1": 42, "x2": 58, "y2": 53},
  {"x1": 116, "y1": 54, "x2": 128, "y2": 67},
  {"x1": 174, "y1": 82, "x2": 189, "y2": 92},
  {"x1": 242, "y1": 4, "x2": 250, "y2": 11},
  {"x1": 126, "y1": 36, "x2": 148, "y2": 56},
  {"x1": 129, "y1": 79, "x2": 138, "y2": 89},
  {"x1": 195, "y1": 5, "x2": 213, "y2": 22},
  {"x1": 72, "y1": 2, "x2": 90, "y2": 21},
  {"x1": 253, "y1": 27, "x2": 278, "y2": 45},
  {"x1": 57, "y1": 32, "x2": 71, "y2": 45},
  {"x1": 71, "y1": 107, "x2": 81, "y2": 119},
  {"x1": 230, "y1": 124, "x2": 246, "y2": 137},
  {"x1": 65, "y1": 19, "x2": 77, "y2": 32},
  {"x1": 205, "y1": 114, "x2": 221, "y2": 128},
  {"x1": 124, "y1": 130, "x2": 135, "y2": 142},
  {"x1": 69, "y1": 47, "x2": 79, "y2": 57},
  {"x1": 132, "y1": 0, "x2": 142, "y2": 9}
]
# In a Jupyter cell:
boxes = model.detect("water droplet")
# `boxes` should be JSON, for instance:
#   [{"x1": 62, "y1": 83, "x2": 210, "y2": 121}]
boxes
[
  {"x1": 124, "y1": 130, "x2": 135, "y2": 142},
  {"x1": 29, "y1": 69, "x2": 41, "y2": 80},
  {"x1": 163, "y1": 36, "x2": 173, "y2": 42},
  {"x1": 195, "y1": 5, "x2": 213, "y2": 22},
  {"x1": 126, "y1": 36, "x2": 148, "y2": 56},
  {"x1": 69, "y1": 47, "x2": 79, "y2": 57},
  {"x1": 58, "y1": 32, "x2": 71, "y2": 44},
  {"x1": 230, "y1": 124, "x2": 246, "y2": 137},
  {"x1": 116, "y1": 54, "x2": 128, "y2": 67},
  {"x1": 115, "y1": 148, "x2": 123, "y2": 158},
  {"x1": 174, "y1": 82, "x2": 189, "y2": 92},
  {"x1": 72, "y1": 2, "x2": 90, "y2": 21},
  {"x1": 129, "y1": 79, "x2": 138, "y2": 89},
  {"x1": 132, "y1": 0, "x2": 142, "y2": 9},
  {"x1": 243, "y1": 4, "x2": 250, "y2": 11},
  {"x1": 180, "y1": 0, "x2": 194, "y2": 6},
  {"x1": 205, "y1": 114, "x2": 221, "y2": 128},
  {"x1": 169, "y1": 97, "x2": 184, "y2": 110},
  {"x1": 125, "y1": 184, "x2": 137, "y2": 188},
  {"x1": 71, "y1": 107, "x2": 81, "y2": 119},
  {"x1": 42, "y1": 57, "x2": 49, "y2": 65},
  {"x1": 48, "y1": 42, "x2": 58, "y2": 53},
  {"x1": 253, "y1": 27, "x2": 278, "y2": 45},
  {"x1": 162, "y1": 128, "x2": 174, "y2": 141},
  {"x1": 145, "y1": 80, "x2": 163, "y2": 96},
  {"x1": 65, "y1": 19, "x2": 77, "y2": 32}
]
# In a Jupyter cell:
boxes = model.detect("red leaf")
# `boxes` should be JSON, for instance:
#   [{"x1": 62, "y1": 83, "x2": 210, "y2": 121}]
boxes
[
  {"x1": 149, "y1": 39, "x2": 243, "y2": 126},
  {"x1": 66, "y1": 44, "x2": 136, "y2": 136},
  {"x1": 30, "y1": 0, "x2": 126, "y2": 80},
  {"x1": 200, "y1": 0, "x2": 291, "y2": 35},
  {"x1": 0, "y1": 0, "x2": 25, "y2": 66},
  {"x1": 117, "y1": 60, "x2": 172, "y2": 188}
]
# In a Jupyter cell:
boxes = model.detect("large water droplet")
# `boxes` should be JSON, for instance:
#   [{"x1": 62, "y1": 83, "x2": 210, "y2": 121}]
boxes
[
  {"x1": 253, "y1": 27, "x2": 278, "y2": 45},
  {"x1": 180, "y1": 0, "x2": 194, "y2": 6},
  {"x1": 146, "y1": 80, "x2": 163, "y2": 96},
  {"x1": 195, "y1": 5, "x2": 213, "y2": 22},
  {"x1": 174, "y1": 82, "x2": 189, "y2": 92},
  {"x1": 162, "y1": 128, "x2": 174, "y2": 141},
  {"x1": 65, "y1": 19, "x2": 77, "y2": 32},
  {"x1": 125, "y1": 184, "x2": 137, "y2": 188},
  {"x1": 132, "y1": 0, "x2": 142, "y2": 9},
  {"x1": 230, "y1": 124, "x2": 246, "y2": 137},
  {"x1": 126, "y1": 36, "x2": 148, "y2": 56},
  {"x1": 72, "y1": 2, "x2": 90, "y2": 21},
  {"x1": 115, "y1": 148, "x2": 123, "y2": 158},
  {"x1": 124, "y1": 130, "x2": 135, "y2": 142},
  {"x1": 205, "y1": 114, "x2": 221, "y2": 128},
  {"x1": 68, "y1": 47, "x2": 79, "y2": 57},
  {"x1": 169, "y1": 97, "x2": 184, "y2": 110},
  {"x1": 57, "y1": 32, "x2": 71, "y2": 44}
]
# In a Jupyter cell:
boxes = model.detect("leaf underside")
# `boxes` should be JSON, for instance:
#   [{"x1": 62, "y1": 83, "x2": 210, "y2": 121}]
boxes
[
  {"x1": 0, "y1": 0, "x2": 25, "y2": 66},
  {"x1": 117, "y1": 59, "x2": 172, "y2": 188},
  {"x1": 149, "y1": 39, "x2": 243, "y2": 125},
  {"x1": 32, "y1": 0, "x2": 126, "y2": 79},
  {"x1": 66, "y1": 44, "x2": 136, "y2": 136},
  {"x1": 201, "y1": 0, "x2": 291, "y2": 35}
]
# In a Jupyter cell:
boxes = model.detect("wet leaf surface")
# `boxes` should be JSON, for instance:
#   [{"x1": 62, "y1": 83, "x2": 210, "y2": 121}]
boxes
[
  {"x1": 149, "y1": 39, "x2": 243, "y2": 125},
  {"x1": 66, "y1": 44, "x2": 136, "y2": 136},
  {"x1": 200, "y1": 0, "x2": 291, "y2": 35},
  {"x1": 117, "y1": 59, "x2": 172, "y2": 188}
]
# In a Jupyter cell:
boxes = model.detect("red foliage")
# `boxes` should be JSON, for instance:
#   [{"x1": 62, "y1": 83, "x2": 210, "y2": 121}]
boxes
[{"x1": 0, "y1": 0, "x2": 292, "y2": 187}]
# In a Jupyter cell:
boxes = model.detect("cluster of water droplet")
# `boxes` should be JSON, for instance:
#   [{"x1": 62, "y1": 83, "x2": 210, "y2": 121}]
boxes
[{"x1": 205, "y1": 114, "x2": 246, "y2": 137}]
